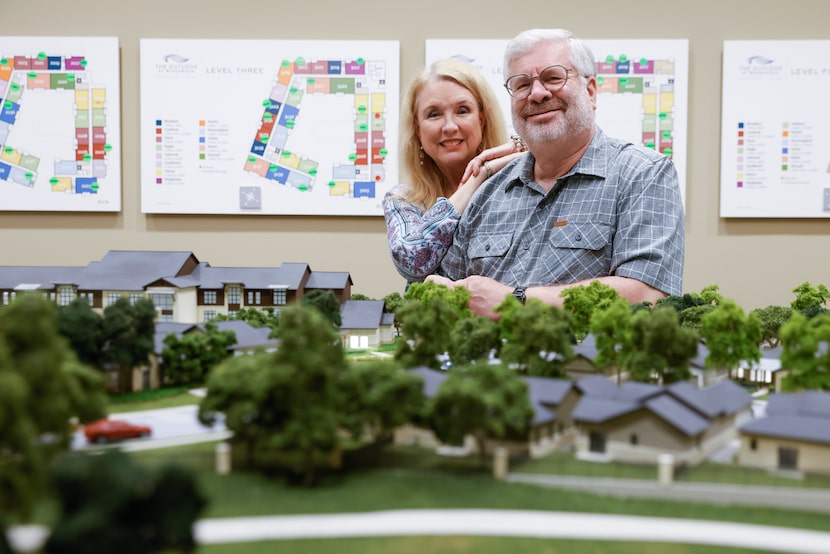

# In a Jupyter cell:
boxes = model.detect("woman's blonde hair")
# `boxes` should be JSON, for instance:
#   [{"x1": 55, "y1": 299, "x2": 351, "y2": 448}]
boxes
[{"x1": 401, "y1": 59, "x2": 508, "y2": 210}]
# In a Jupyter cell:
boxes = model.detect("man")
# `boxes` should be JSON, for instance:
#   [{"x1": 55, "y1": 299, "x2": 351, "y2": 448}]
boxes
[{"x1": 427, "y1": 28, "x2": 685, "y2": 319}]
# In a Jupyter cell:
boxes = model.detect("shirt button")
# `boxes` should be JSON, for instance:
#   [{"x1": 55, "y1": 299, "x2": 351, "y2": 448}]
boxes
[
  {"x1": 485, "y1": 244, "x2": 490, "y2": 251},
  {"x1": 575, "y1": 234, "x2": 582, "y2": 241}
]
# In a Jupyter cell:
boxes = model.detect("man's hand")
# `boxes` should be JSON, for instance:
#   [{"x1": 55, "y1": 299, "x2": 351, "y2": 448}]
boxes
[{"x1": 426, "y1": 274, "x2": 513, "y2": 320}]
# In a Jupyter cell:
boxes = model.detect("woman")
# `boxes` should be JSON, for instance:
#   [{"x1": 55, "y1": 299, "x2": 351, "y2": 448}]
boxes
[{"x1": 383, "y1": 59, "x2": 525, "y2": 283}]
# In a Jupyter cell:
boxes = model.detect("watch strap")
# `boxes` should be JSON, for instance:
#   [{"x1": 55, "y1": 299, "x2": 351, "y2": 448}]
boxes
[{"x1": 511, "y1": 286, "x2": 526, "y2": 304}]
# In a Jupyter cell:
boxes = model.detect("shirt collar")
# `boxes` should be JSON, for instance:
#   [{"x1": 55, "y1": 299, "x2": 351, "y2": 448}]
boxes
[{"x1": 506, "y1": 126, "x2": 610, "y2": 192}]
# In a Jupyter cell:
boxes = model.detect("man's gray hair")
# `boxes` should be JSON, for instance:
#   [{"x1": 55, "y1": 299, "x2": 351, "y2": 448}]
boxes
[{"x1": 503, "y1": 29, "x2": 596, "y2": 80}]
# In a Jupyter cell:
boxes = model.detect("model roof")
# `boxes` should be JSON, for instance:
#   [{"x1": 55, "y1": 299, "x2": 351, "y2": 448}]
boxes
[
  {"x1": 0, "y1": 251, "x2": 351, "y2": 294},
  {"x1": 741, "y1": 415, "x2": 830, "y2": 445},
  {"x1": 340, "y1": 300, "x2": 386, "y2": 330}
]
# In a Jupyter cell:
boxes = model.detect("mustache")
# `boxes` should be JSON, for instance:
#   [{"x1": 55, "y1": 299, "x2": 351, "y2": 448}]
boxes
[{"x1": 520, "y1": 100, "x2": 565, "y2": 118}]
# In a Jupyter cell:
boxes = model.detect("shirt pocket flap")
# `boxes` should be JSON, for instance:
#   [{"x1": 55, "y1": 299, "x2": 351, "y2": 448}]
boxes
[
  {"x1": 469, "y1": 232, "x2": 513, "y2": 258},
  {"x1": 551, "y1": 222, "x2": 611, "y2": 251}
]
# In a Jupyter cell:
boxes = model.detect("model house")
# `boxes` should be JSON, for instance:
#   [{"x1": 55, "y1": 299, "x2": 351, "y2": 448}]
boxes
[
  {"x1": 0, "y1": 250, "x2": 353, "y2": 323},
  {"x1": 340, "y1": 299, "x2": 396, "y2": 349},
  {"x1": 738, "y1": 390, "x2": 830, "y2": 475},
  {"x1": 571, "y1": 376, "x2": 753, "y2": 466}
]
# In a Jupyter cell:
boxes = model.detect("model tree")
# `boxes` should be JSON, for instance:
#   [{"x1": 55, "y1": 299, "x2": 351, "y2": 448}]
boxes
[
  {"x1": 197, "y1": 353, "x2": 264, "y2": 464},
  {"x1": 214, "y1": 306, "x2": 281, "y2": 336},
  {"x1": 560, "y1": 280, "x2": 621, "y2": 340},
  {"x1": 201, "y1": 304, "x2": 347, "y2": 485},
  {"x1": 161, "y1": 321, "x2": 237, "y2": 385},
  {"x1": 395, "y1": 282, "x2": 470, "y2": 369},
  {"x1": 45, "y1": 450, "x2": 206, "y2": 554},
  {"x1": 779, "y1": 312, "x2": 830, "y2": 391},
  {"x1": 749, "y1": 305, "x2": 793, "y2": 349},
  {"x1": 383, "y1": 291, "x2": 405, "y2": 336},
  {"x1": 0, "y1": 294, "x2": 107, "y2": 526},
  {"x1": 450, "y1": 316, "x2": 501, "y2": 366},
  {"x1": 338, "y1": 359, "x2": 425, "y2": 448},
  {"x1": 426, "y1": 360, "x2": 533, "y2": 466},
  {"x1": 497, "y1": 298, "x2": 574, "y2": 377},
  {"x1": 623, "y1": 306, "x2": 698, "y2": 384},
  {"x1": 404, "y1": 280, "x2": 472, "y2": 317},
  {"x1": 701, "y1": 299, "x2": 762, "y2": 378},
  {"x1": 56, "y1": 297, "x2": 104, "y2": 367},
  {"x1": 301, "y1": 289, "x2": 342, "y2": 326},
  {"x1": 100, "y1": 297, "x2": 156, "y2": 393},
  {"x1": 590, "y1": 297, "x2": 634, "y2": 384},
  {"x1": 791, "y1": 281, "x2": 830, "y2": 318},
  {"x1": 668, "y1": 285, "x2": 723, "y2": 335}
]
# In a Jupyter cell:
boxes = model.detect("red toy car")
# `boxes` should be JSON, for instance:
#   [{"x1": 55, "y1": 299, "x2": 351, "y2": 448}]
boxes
[{"x1": 84, "y1": 419, "x2": 152, "y2": 444}]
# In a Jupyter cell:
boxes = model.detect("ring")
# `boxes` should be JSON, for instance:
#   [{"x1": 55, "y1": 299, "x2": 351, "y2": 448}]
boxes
[
  {"x1": 511, "y1": 134, "x2": 526, "y2": 152},
  {"x1": 483, "y1": 161, "x2": 493, "y2": 178}
]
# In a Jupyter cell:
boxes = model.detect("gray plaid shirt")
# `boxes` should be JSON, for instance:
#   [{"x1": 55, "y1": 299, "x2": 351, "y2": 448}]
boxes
[{"x1": 439, "y1": 127, "x2": 685, "y2": 296}]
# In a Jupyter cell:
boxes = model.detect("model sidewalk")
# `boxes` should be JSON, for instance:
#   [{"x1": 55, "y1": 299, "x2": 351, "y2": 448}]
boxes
[
  {"x1": 508, "y1": 473, "x2": 830, "y2": 513},
  {"x1": 9, "y1": 509, "x2": 830, "y2": 553}
]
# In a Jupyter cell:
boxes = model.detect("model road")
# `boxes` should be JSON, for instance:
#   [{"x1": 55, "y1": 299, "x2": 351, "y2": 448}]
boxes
[{"x1": 71, "y1": 404, "x2": 229, "y2": 451}]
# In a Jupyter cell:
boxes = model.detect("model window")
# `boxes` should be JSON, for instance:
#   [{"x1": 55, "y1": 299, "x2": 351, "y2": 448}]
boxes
[
  {"x1": 203, "y1": 310, "x2": 217, "y2": 322},
  {"x1": 778, "y1": 447, "x2": 798, "y2": 470},
  {"x1": 129, "y1": 293, "x2": 145, "y2": 305},
  {"x1": 273, "y1": 288, "x2": 287, "y2": 305},
  {"x1": 227, "y1": 286, "x2": 241, "y2": 305},
  {"x1": 58, "y1": 286, "x2": 75, "y2": 307},
  {"x1": 247, "y1": 291, "x2": 261, "y2": 305},
  {"x1": 203, "y1": 291, "x2": 217, "y2": 305},
  {"x1": 151, "y1": 293, "x2": 174, "y2": 311},
  {"x1": 589, "y1": 432, "x2": 606, "y2": 453},
  {"x1": 107, "y1": 293, "x2": 122, "y2": 305},
  {"x1": 630, "y1": 433, "x2": 639, "y2": 445}
]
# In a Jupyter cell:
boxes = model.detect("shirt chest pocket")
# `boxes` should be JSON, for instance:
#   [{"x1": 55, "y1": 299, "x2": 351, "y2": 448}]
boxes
[
  {"x1": 550, "y1": 221, "x2": 611, "y2": 251},
  {"x1": 468, "y1": 232, "x2": 513, "y2": 259}
]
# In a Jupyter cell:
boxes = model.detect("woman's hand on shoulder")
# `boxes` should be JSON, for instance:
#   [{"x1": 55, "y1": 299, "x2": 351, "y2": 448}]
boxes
[{"x1": 460, "y1": 135, "x2": 527, "y2": 185}]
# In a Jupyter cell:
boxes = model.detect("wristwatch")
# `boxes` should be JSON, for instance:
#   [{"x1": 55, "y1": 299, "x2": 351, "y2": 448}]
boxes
[{"x1": 511, "y1": 286, "x2": 526, "y2": 304}]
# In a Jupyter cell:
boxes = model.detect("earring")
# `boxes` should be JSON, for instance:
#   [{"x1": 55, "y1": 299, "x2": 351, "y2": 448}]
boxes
[{"x1": 419, "y1": 145, "x2": 425, "y2": 166}]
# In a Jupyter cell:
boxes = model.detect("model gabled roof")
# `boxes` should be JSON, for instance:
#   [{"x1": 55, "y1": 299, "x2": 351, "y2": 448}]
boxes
[
  {"x1": 153, "y1": 319, "x2": 276, "y2": 355},
  {"x1": 306, "y1": 271, "x2": 353, "y2": 289},
  {"x1": 180, "y1": 263, "x2": 310, "y2": 290},
  {"x1": 80, "y1": 250, "x2": 200, "y2": 290},
  {"x1": 573, "y1": 333, "x2": 599, "y2": 359},
  {"x1": 571, "y1": 375, "x2": 751, "y2": 436},
  {"x1": 572, "y1": 396, "x2": 640, "y2": 423},
  {"x1": 645, "y1": 395, "x2": 710, "y2": 436},
  {"x1": 524, "y1": 376, "x2": 574, "y2": 426},
  {"x1": 574, "y1": 374, "x2": 661, "y2": 402},
  {"x1": 668, "y1": 379, "x2": 752, "y2": 418},
  {"x1": 340, "y1": 300, "x2": 385, "y2": 330}
]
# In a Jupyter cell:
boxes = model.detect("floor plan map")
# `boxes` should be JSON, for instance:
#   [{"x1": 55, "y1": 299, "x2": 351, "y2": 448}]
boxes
[
  {"x1": 0, "y1": 36, "x2": 120, "y2": 212},
  {"x1": 140, "y1": 39, "x2": 399, "y2": 215}
]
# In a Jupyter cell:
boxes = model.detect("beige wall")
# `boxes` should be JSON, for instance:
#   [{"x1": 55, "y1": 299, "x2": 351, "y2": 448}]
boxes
[{"x1": 4, "y1": 0, "x2": 829, "y2": 311}]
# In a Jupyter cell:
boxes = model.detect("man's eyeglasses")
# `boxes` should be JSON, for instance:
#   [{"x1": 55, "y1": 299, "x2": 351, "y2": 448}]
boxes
[{"x1": 504, "y1": 65, "x2": 576, "y2": 99}]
